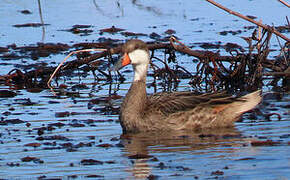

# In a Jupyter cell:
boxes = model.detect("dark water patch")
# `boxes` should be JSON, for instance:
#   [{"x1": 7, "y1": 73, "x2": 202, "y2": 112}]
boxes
[
  {"x1": 156, "y1": 162, "x2": 167, "y2": 169},
  {"x1": 251, "y1": 140, "x2": 281, "y2": 146},
  {"x1": 121, "y1": 31, "x2": 147, "y2": 37},
  {"x1": 6, "y1": 162, "x2": 20, "y2": 167},
  {"x1": 97, "y1": 143, "x2": 113, "y2": 148},
  {"x1": 19, "y1": 10, "x2": 32, "y2": 14},
  {"x1": 69, "y1": 122, "x2": 85, "y2": 127},
  {"x1": 110, "y1": 137, "x2": 119, "y2": 141},
  {"x1": 147, "y1": 174, "x2": 160, "y2": 180},
  {"x1": 13, "y1": 98, "x2": 36, "y2": 106},
  {"x1": 155, "y1": 161, "x2": 191, "y2": 172},
  {"x1": 219, "y1": 30, "x2": 243, "y2": 36},
  {"x1": 93, "y1": 106, "x2": 120, "y2": 115},
  {"x1": 221, "y1": 133, "x2": 243, "y2": 139},
  {"x1": 89, "y1": 95, "x2": 122, "y2": 105},
  {"x1": 99, "y1": 26, "x2": 125, "y2": 34},
  {"x1": 71, "y1": 84, "x2": 89, "y2": 90},
  {"x1": 55, "y1": 111, "x2": 70, "y2": 118},
  {"x1": 61, "y1": 25, "x2": 94, "y2": 36},
  {"x1": 21, "y1": 156, "x2": 44, "y2": 164},
  {"x1": 87, "y1": 136, "x2": 95, "y2": 140},
  {"x1": 236, "y1": 157, "x2": 256, "y2": 161},
  {"x1": 70, "y1": 112, "x2": 97, "y2": 116},
  {"x1": 64, "y1": 91, "x2": 81, "y2": 98},
  {"x1": 164, "y1": 29, "x2": 176, "y2": 35},
  {"x1": 0, "y1": 53, "x2": 29, "y2": 60},
  {"x1": 150, "y1": 157, "x2": 159, "y2": 162},
  {"x1": 72, "y1": 25, "x2": 92, "y2": 29},
  {"x1": 27, "y1": 112, "x2": 39, "y2": 115},
  {"x1": 0, "y1": 47, "x2": 9, "y2": 53},
  {"x1": 24, "y1": 142, "x2": 41, "y2": 148},
  {"x1": 0, "y1": 90, "x2": 15, "y2": 99},
  {"x1": 224, "y1": 42, "x2": 245, "y2": 52},
  {"x1": 40, "y1": 141, "x2": 96, "y2": 152},
  {"x1": 128, "y1": 154, "x2": 154, "y2": 159},
  {"x1": 36, "y1": 135, "x2": 71, "y2": 141},
  {"x1": 86, "y1": 174, "x2": 104, "y2": 178},
  {"x1": 211, "y1": 170, "x2": 224, "y2": 176},
  {"x1": 48, "y1": 122, "x2": 66, "y2": 128},
  {"x1": 26, "y1": 122, "x2": 31, "y2": 127},
  {"x1": 82, "y1": 118, "x2": 115, "y2": 124},
  {"x1": 149, "y1": 32, "x2": 161, "y2": 40},
  {"x1": 74, "y1": 142, "x2": 94, "y2": 148},
  {"x1": 1, "y1": 42, "x2": 70, "y2": 62},
  {"x1": 0, "y1": 118, "x2": 25, "y2": 125},
  {"x1": 80, "y1": 159, "x2": 103, "y2": 165},
  {"x1": 13, "y1": 23, "x2": 50, "y2": 28},
  {"x1": 59, "y1": 142, "x2": 73, "y2": 148},
  {"x1": 196, "y1": 42, "x2": 221, "y2": 49},
  {"x1": 176, "y1": 165, "x2": 191, "y2": 171},
  {"x1": 26, "y1": 88, "x2": 43, "y2": 93},
  {"x1": 73, "y1": 42, "x2": 112, "y2": 49},
  {"x1": 34, "y1": 126, "x2": 56, "y2": 134},
  {"x1": 279, "y1": 134, "x2": 290, "y2": 139}
]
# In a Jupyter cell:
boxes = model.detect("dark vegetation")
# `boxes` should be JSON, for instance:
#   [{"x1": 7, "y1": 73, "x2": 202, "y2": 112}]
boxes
[
  {"x1": 0, "y1": 1, "x2": 289, "y2": 94},
  {"x1": 0, "y1": 27, "x2": 289, "y2": 93}
]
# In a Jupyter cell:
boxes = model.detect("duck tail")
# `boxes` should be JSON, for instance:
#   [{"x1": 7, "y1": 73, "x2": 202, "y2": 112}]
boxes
[{"x1": 235, "y1": 90, "x2": 262, "y2": 114}]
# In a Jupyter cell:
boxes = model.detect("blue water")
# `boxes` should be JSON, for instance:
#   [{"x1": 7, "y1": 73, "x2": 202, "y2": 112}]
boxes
[{"x1": 0, "y1": 0, "x2": 289, "y2": 179}]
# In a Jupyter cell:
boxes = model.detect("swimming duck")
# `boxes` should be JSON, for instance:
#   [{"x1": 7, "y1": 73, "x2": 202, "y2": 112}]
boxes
[{"x1": 114, "y1": 39, "x2": 262, "y2": 133}]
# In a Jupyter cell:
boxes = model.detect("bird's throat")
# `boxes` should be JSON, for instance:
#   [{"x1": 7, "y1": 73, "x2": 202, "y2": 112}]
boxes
[{"x1": 133, "y1": 64, "x2": 148, "y2": 82}]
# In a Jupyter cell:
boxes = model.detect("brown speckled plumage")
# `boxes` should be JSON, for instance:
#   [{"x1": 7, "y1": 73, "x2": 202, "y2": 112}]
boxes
[{"x1": 117, "y1": 39, "x2": 262, "y2": 134}]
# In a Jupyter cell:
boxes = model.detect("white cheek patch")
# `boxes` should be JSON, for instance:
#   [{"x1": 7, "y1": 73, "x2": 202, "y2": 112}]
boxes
[
  {"x1": 128, "y1": 49, "x2": 150, "y2": 81},
  {"x1": 128, "y1": 49, "x2": 149, "y2": 65}
]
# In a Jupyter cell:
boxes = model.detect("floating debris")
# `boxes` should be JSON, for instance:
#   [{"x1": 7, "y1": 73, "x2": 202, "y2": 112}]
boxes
[
  {"x1": 251, "y1": 140, "x2": 281, "y2": 146},
  {"x1": 13, "y1": 23, "x2": 49, "y2": 28}
]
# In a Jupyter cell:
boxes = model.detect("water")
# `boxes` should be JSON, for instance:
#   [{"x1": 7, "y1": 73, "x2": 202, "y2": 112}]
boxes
[{"x1": 0, "y1": 0, "x2": 289, "y2": 179}]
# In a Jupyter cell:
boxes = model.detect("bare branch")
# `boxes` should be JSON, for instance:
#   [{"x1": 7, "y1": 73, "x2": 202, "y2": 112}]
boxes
[
  {"x1": 277, "y1": 0, "x2": 290, "y2": 8},
  {"x1": 206, "y1": 0, "x2": 290, "y2": 42},
  {"x1": 47, "y1": 48, "x2": 107, "y2": 87}
]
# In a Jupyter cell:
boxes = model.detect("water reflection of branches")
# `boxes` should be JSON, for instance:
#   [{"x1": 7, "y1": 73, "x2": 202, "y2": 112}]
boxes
[
  {"x1": 37, "y1": 0, "x2": 45, "y2": 42},
  {"x1": 92, "y1": 0, "x2": 124, "y2": 17},
  {"x1": 131, "y1": 0, "x2": 162, "y2": 16}
]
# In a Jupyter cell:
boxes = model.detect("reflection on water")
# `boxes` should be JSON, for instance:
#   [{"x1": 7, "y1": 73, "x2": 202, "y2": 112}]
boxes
[{"x1": 122, "y1": 128, "x2": 243, "y2": 179}]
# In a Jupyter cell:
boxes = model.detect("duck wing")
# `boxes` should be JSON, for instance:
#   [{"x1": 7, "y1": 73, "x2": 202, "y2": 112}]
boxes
[{"x1": 146, "y1": 91, "x2": 241, "y2": 116}]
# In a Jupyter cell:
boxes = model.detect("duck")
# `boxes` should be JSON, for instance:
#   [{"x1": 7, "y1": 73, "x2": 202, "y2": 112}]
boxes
[{"x1": 113, "y1": 39, "x2": 262, "y2": 134}]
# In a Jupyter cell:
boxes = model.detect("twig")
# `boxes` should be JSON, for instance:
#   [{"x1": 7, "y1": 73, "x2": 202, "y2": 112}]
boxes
[
  {"x1": 47, "y1": 48, "x2": 107, "y2": 87},
  {"x1": 206, "y1": 0, "x2": 290, "y2": 42},
  {"x1": 152, "y1": 56, "x2": 179, "y2": 82},
  {"x1": 37, "y1": 0, "x2": 45, "y2": 42},
  {"x1": 263, "y1": 72, "x2": 290, "y2": 76},
  {"x1": 286, "y1": 16, "x2": 290, "y2": 27},
  {"x1": 169, "y1": 36, "x2": 219, "y2": 60},
  {"x1": 273, "y1": 25, "x2": 288, "y2": 65},
  {"x1": 277, "y1": 0, "x2": 290, "y2": 8}
]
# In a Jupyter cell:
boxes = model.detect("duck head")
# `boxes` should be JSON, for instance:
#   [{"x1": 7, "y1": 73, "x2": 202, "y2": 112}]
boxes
[{"x1": 113, "y1": 39, "x2": 150, "y2": 81}]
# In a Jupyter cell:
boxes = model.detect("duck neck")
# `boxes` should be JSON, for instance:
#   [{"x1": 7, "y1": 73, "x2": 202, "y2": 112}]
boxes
[
  {"x1": 126, "y1": 63, "x2": 148, "y2": 114},
  {"x1": 124, "y1": 80, "x2": 147, "y2": 113},
  {"x1": 120, "y1": 80, "x2": 147, "y2": 133},
  {"x1": 133, "y1": 63, "x2": 148, "y2": 82}
]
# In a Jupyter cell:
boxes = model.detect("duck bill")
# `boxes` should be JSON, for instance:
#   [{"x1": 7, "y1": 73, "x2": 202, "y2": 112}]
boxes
[{"x1": 111, "y1": 53, "x2": 131, "y2": 71}]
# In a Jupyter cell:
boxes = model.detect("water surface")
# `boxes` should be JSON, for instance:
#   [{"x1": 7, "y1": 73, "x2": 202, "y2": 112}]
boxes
[{"x1": 0, "y1": 0, "x2": 289, "y2": 179}]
